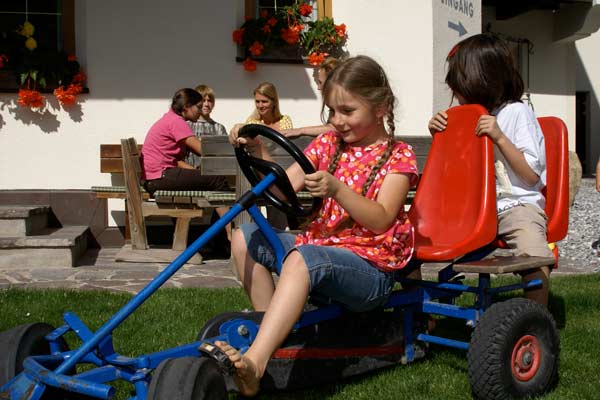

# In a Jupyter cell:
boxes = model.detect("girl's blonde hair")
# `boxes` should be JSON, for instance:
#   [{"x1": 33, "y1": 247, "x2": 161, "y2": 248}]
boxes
[
  {"x1": 248, "y1": 82, "x2": 283, "y2": 121},
  {"x1": 320, "y1": 55, "x2": 397, "y2": 196}
]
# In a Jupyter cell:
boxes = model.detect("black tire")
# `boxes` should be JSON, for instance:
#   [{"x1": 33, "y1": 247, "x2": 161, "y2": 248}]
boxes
[
  {"x1": 0, "y1": 322, "x2": 70, "y2": 387},
  {"x1": 146, "y1": 357, "x2": 227, "y2": 400},
  {"x1": 468, "y1": 298, "x2": 560, "y2": 400},
  {"x1": 0, "y1": 323, "x2": 83, "y2": 399},
  {"x1": 196, "y1": 311, "x2": 264, "y2": 341}
]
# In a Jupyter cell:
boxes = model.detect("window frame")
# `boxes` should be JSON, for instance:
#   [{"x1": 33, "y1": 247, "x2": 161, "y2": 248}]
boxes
[
  {"x1": 0, "y1": 0, "x2": 76, "y2": 93},
  {"x1": 237, "y1": 0, "x2": 333, "y2": 64}
]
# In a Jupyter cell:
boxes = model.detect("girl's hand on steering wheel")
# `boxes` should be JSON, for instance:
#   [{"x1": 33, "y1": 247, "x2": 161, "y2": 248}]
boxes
[
  {"x1": 304, "y1": 171, "x2": 341, "y2": 198},
  {"x1": 229, "y1": 123, "x2": 262, "y2": 152}
]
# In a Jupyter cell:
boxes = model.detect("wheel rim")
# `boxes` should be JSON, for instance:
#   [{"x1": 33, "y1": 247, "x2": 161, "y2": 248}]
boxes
[{"x1": 511, "y1": 334, "x2": 541, "y2": 381}]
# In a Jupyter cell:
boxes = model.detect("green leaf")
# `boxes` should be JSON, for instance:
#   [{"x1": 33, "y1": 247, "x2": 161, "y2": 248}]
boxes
[{"x1": 20, "y1": 72, "x2": 28, "y2": 85}]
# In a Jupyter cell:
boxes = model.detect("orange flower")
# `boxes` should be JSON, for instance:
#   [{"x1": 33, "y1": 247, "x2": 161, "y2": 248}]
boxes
[
  {"x1": 281, "y1": 25, "x2": 303, "y2": 45},
  {"x1": 335, "y1": 23, "x2": 347, "y2": 38},
  {"x1": 249, "y1": 41, "x2": 264, "y2": 56},
  {"x1": 308, "y1": 52, "x2": 328, "y2": 66},
  {"x1": 72, "y1": 72, "x2": 86, "y2": 84},
  {"x1": 0, "y1": 54, "x2": 7, "y2": 69},
  {"x1": 242, "y1": 57, "x2": 257, "y2": 72},
  {"x1": 232, "y1": 28, "x2": 245, "y2": 44},
  {"x1": 298, "y1": 3, "x2": 313, "y2": 16},
  {"x1": 54, "y1": 86, "x2": 77, "y2": 106},
  {"x1": 67, "y1": 83, "x2": 83, "y2": 95},
  {"x1": 68, "y1": 54, "x2": 77, "y2": 62},
  {"x1": 17, "y1": 89, "x2": 45, "y2": 109},
  {"x1": 267, "y1": 16, "x2": 277, "y2": 27}
]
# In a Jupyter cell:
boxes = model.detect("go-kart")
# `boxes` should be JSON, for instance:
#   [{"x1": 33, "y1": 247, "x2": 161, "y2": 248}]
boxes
[{"x1": 0, "y1": 104, "x2": 568, "y2": 399}]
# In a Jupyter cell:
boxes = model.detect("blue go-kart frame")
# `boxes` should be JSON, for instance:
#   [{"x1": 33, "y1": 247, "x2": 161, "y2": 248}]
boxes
[{"x1": 0, "y1": 115, "x2": 561, "y2": 400}]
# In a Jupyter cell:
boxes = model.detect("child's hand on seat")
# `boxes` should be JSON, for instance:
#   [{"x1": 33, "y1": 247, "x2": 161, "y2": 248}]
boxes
[
  {"x1": 476, "y1": 115, "x2": 504, "y2": 143},
  {"x1": 428, "y1": 111, "x2": 448, "y2": 135}
]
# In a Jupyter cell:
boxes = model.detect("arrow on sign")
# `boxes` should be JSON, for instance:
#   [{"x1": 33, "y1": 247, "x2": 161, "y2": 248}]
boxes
[{"x1": 448, "y1": 20, "x2": 467, "y2": 36}]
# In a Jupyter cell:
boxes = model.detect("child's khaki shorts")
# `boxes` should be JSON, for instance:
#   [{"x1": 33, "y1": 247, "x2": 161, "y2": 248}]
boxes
[{"x1": 497, "y1": 203, "x2": 553, "y2": 258}]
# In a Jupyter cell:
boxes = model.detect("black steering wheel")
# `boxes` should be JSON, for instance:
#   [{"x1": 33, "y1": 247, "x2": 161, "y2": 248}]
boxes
[{"x1": 235, "y1": 124, "x2": 322, "y2": 217}]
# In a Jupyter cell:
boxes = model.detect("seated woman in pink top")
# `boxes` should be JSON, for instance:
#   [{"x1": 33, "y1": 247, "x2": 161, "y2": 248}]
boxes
[
  {"x1": 141, "y1": 88, "x2": 232, "y2": 239},
  {"x1": 141, "y1": 88, "x2": 230, "y2": 194}
]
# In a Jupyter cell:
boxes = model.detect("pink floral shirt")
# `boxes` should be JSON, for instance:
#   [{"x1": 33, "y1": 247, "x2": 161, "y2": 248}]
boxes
[{"x1": 296, "y1": 131, "x2": 419, "y2": 272}]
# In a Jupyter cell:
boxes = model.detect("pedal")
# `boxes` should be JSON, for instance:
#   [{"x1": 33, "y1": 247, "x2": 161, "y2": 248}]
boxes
[{"x1": 198, "y1": 342, "x2": 235, "y2": 374}]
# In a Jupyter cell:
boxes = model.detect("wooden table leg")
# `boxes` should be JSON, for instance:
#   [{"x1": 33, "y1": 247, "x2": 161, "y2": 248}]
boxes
[{"x1": 173, "y1": 217, "x2": 191, "y2": 251}]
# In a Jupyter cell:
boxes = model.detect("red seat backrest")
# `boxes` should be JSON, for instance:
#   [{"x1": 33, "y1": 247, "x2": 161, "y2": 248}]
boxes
[
  {"x1": 537, "y1": 117, "x2": 569, "y2": 243},
  {"x1": 409, "y1": 105, "x2": 497, "y2": 261}
]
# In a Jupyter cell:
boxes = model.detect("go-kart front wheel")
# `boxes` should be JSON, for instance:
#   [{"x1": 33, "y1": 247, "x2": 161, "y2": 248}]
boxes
[
  {"x1": 467, "y1": 298, "x2": 559, "y2": 400},
  {"x1": 0, "y1": 322, "x2": 70, "y2": 387},
  {"x1": 147, "y1": 357, "x2": 227, "y2": 400}
]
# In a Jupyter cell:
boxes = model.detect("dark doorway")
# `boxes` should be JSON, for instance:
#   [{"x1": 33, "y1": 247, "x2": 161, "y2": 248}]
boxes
[{"x1": 576, "y1": 91, "x2": 591, "y2": 174}]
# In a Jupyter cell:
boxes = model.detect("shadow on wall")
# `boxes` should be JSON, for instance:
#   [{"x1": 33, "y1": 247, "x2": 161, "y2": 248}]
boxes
[
  {"x1": 575, "y1": 50, "x2": 600, "y2": 175},
  {"x1": 83, "y1": 1, "x2": 317, "y2": 101},
  {"x1": 0, "y1": 97, "x2": 85, "y2": 134}
]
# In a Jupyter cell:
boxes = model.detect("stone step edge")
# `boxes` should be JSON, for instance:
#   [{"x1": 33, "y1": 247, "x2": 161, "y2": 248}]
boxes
[
  {"x1": 0, "y1": 205, "x2": 51, "y2": 219},
  {"x1": 0, "y1": 226, "x2": 89, "y2": 248}
]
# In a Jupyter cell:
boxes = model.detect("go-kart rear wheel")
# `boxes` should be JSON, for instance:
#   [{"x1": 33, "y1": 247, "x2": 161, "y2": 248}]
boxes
[
  {"x1": 467, "y1": 298, "x2": 559, "y2": 400},
  {"x1": 0, "y1": 322, "x2": 69, "y2": 387},
  {"x1": 146, "y1": 357, "x2": 227, "y2": 400},
  {"x1": 196, "y1": 311, "x2": 264, "y2": 341}
]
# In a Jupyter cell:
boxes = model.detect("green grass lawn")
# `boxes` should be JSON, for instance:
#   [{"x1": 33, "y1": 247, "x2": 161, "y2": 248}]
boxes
[{"x1": 1, "y1": 273, "x2": 599, "y2": 399}]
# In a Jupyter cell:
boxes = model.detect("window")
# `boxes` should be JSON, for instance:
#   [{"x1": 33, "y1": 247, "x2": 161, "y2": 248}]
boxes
[
  {"x1": 0, "y1": 0, "x2": 75, "y2": 92},
  {"x1": 245, "y1": 0, "x2": 332, "y2": 20},
  {"x1": 238, "y1": 0, "x2": 334, "y2": 64}
]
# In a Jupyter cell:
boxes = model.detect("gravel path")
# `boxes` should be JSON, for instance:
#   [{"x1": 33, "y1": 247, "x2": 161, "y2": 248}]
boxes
[{"x1": 558, "y1": 178, "x2": 600, "y2": 273}]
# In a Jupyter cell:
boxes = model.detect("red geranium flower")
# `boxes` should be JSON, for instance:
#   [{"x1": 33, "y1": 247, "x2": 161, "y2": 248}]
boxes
[
  {"x1": 308, "y1": 52, "x2": 328, "y2": 66},
  {"x1": 298, "y1": 3, "x2": 313, "y2": 16},
  {"x1": 67, "y1": 54, "x2": 77, "y2": 62},
  {"x1": 281, "y1": 24, "x2": 303, "y2": 45},
  {"x1": 0, "y1": 54, "x2": 7, "y2": 69},
  {"x1": 242, "y1": 57, "x2": 257, "y2": 72},
  {"x1": 54, "y1": 86, "x2": 77, "y2": 106},
  {"x1": 17, "y1": 89, "x2": 45, "y2": 109},
  {"x1": 72, "y1": 72, "x2": 87, "y2": 84},
  {"x1": 267, "y1": 16, "x2": 277, "y2": 27},
  {"x1": 261, "y1": 24, "x2": 271, "y2": 33},
  {"x1": 232, "y1": 28, "x2": 245, "y2": 44},
  {"x1": 67, "y1": 83, "x2": 83, "y2": 95},
  {"x1": 260, "y1": 9, "x2": 269, "y2": 18},
  {"x1": 335, "y1": 23, "x2": 347, "y2": 38},
  {"x1": 249, "y1": 41, "x2": 264, "y2": 56}
]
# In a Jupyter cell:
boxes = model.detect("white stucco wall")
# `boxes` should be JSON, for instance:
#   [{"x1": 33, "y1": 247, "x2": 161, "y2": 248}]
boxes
[
  {"x1": 2, "y1": 2, "x2": 586, "y2": 227},
  {"x1": 483, "y1": 8, "x2": 577, "y2": 151},
  {"x1": 0, "y1": 1, "x2": 434, "y2": 226}
]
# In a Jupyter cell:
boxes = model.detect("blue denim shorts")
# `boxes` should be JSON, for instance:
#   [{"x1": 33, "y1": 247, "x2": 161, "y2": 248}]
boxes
[{"x1": 240, "y1": 223, "x2": 394, "y2": 312}]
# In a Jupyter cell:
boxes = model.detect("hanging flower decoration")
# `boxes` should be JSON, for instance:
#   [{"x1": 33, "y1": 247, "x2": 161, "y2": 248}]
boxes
[
  {"x1": 1, "y1": 20, "x2": 86, "y2": 111},
  {"x1": 232, "y1": 1, "x2": 348, "y2": 71}
]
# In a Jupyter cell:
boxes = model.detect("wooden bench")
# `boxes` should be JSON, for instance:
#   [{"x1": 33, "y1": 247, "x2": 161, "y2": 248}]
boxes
[
  {"x1": 93, "y1": 134, "x2": 432, "y2": 259},
  {"x1": 93, "y1": 139, "x2": 236, "y2": 264}
]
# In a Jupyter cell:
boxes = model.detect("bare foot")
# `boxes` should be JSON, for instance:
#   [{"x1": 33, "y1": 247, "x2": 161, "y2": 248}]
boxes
[{"x1": 214, "y1": 341, "x2": 261, "y2": 397}]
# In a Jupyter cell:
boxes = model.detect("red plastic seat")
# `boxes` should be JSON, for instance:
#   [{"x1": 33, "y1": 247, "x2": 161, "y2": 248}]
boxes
[
  {"x1": 491, "y1": 116, "x2": 570, "y2": 251},
  {"x1": 409, "y1": 105, "x2": 497, "y2": 261},
  {"x1": 537, "y1": 117, "x2": 569, "y2": 243}
]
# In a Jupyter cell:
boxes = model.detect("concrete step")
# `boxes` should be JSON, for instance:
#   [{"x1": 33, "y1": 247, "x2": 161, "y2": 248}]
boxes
[
  {"x1": 0, "y1": 205, "x2": 50, "y2": 237},
  {"x1": 0, "y1": 226, "x2": 90, "y2": 268}
]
